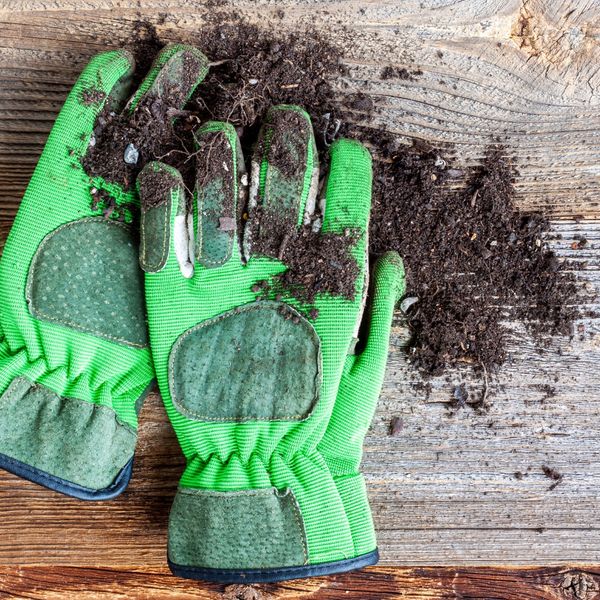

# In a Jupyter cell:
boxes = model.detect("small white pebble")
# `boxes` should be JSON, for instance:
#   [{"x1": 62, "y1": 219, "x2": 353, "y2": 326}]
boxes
[
  {"x1": 400, "y1": 296, "x2": 419, "y2": 313},
  {"x1": 124, "y1": 143, "x2": 139, "y2": 165}
]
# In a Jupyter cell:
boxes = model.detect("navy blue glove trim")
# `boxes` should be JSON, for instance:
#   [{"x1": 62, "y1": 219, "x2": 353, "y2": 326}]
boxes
[
  {"x1": 168, "y1": 548, "x2": 379, "y2": 584},
  {"x1": 0, "y1": 453, "x2": 134, "y2": 501}
]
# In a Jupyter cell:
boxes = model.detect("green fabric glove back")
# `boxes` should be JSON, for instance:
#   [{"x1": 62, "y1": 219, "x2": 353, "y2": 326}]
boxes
[
  {"x1": 0, "y1": 44, "x2": 208, "y2": 498},
  {"x1": 139, "y1": 105, "x2": 404, "y2": 580}
]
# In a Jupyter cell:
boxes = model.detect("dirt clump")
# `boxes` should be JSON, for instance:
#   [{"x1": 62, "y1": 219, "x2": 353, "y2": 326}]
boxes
[
  {"x1": 82, "y1": 49, "x2": 202, "y2": 191},
  {"x1": 381, "y1": 66, "x2": 423, "y2": 80},
  {"x1": 542, "y1": 464, "x2": 563, "y2": 491},
  {"x1": 389, "y1": 416, "x2": 404, "y2": 436},
  {"x1": 81, "y1": 88, "x2": 106, "y2": 106},
  {"x1": 187, "y1": 21, "x2": 345, "y2": 130},
  {"x1": 138, "y1": 165, "x2": 182, "y2": 209},
  {"x1": 248, "y1": 206, "x2": 360, "y2": 305},
  {"x1": 130, "y1": 19, "x2": 165, "y2": 77}
]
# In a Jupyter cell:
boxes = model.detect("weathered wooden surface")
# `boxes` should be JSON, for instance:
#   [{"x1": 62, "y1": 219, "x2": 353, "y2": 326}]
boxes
[
  {"x1": 3, "y1": 566, "x2": 600, "y2": 599},
  {"x1": 1, "y1": 0, "x2": 600, "y2": 597}
]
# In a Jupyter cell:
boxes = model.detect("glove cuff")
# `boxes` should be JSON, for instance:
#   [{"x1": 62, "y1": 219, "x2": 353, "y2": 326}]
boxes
[
  {"x1": 168, "y1": 548, "x2": 378, "y2": 585},
  {"x1": 167, "y1": 483, "x2": 378, "y2": 584},
  {"x1": 167, "y1": 454, "x2": 379, "y2": 583},
  {"x1": 0, "y1": 375, "x2": 146, "y2": 499}
]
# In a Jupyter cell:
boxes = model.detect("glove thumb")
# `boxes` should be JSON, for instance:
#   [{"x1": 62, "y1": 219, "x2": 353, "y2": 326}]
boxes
[{"x1": 318, "y1": 251, "x2": 405, "y2": 474}]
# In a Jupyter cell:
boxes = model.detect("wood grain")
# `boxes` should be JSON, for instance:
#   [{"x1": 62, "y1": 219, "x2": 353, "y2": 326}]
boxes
[
  {"x1": 1, "y1": 0, "x2": 600, "y2": 597},
  {"x1": 1, "y1": 1, "x2": 599, "y2": 218},
  {"x1": 3, "y1": 566, "x2": 600, "y2": 599}
]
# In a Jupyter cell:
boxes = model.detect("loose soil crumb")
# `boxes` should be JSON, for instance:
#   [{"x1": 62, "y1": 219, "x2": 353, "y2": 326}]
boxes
[
  {"x1": 89, "y1": 187, "x2": 135, "y2": 221},
  {"x1": 533, "y1": 384, "x2": 557, "y2": 403},
  {"x1": 452, "y1": 383, "x2": 469, "y2": 409},
  {"x1": 223, "y1": 584, "x2": 267, "y2": 600},
  {"x1": 389, "y1": 416, "x2": 404, "y2": 436},
  {"x1": 571, "y1": 235, "x2": 588, "y2": 250},
  {"x1": 81, "y1": 88, "x2": 106, "y2": 106},
  {"x1": 381, "y1": 66, "x2": 423, "y2": 81},
  {"x1": 542, "y1": 464, "x2": 563, "y2": 491}
]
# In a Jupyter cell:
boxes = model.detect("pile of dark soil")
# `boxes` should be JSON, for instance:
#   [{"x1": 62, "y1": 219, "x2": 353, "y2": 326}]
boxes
[
  {"x1": 83, "y1": 17, "x2": 585, "y2": 376},
  {"x1": 188, "y1": 21, "x2": 345, "y2": 131},
  {"x1": 370, "y1": 143, "x2": 582, "y2": 375}
]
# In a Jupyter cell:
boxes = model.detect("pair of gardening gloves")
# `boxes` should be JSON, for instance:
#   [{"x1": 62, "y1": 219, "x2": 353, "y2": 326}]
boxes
[{"x1": 0, "y1": 45, "x2": 404, "y2": 583}]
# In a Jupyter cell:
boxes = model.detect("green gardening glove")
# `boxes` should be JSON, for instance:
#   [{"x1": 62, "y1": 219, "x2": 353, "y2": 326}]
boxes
[
  {"x1": 139, "y1": 105, "x2": 404, "y2": 581},
  {"x1": 0, "y1": 44, "x2": 208, "y2": 499}
]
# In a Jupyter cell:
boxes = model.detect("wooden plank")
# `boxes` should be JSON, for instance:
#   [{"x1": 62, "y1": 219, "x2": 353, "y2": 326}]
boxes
[
  {"x1": 2, "y1": 565, "x2": 600, "y2": 599},
  {"x1": 0, "y1": 224, "x2": 598, "y2": 567},
  {"x1": 0, "y1": 1, "x2": 599, "y2": 218}
]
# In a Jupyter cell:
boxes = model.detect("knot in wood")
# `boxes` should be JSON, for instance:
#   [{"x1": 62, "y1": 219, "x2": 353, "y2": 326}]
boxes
[
  {"x1": 561, "y1": 571, "x2": 599, "y2": 600},
  {"x1": 222, "y1": 585, "x2": 265, "y2": 600},
  {"x1": 510, "y1": 0, "x2": 600, "y2": 103}
]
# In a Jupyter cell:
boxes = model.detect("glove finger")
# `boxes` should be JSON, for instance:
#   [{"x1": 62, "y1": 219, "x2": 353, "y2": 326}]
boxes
[
  {"x1": 353, "y1": 251, "x2": 405, "y2": 369},
  {"x1": 321, "y1": 139, "x2": 372, "y2": 238},
  {"x1": 63, "y1": 49, "x2": 135, "y2": 160},
  {"x1": 137, "y1": 161, "x2": 192, "y2": 278},
  {"x1": 318, "y1": 252, "x2": 405, "y2": 470},
  {"x1": 126, "y1": 44, "x2": 209, "y2": 114},
  {"x1": 243, "y1": 105, "x2": 319, "y2": 261},
  {"x1": 193, "y1": 122, "x2": 245, "y2": 269}
]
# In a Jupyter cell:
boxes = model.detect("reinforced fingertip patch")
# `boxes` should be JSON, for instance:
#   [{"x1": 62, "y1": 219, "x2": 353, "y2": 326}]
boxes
[
  {"x1": 260, "y1": 106, "x2": 315, "y2": 215},
  {"x1": 376, "y1": 251, "x2": 406, "y2": 301},
  {"x1": 194, "y1": 124, "x2": 241, "y2": 268},
  {"x1": 244, "y1": 106, "x2": 318, "y2": 260},
  {"x1": 128, "y1": 45, "x2": 209, "y2": 113},
  {"x1": 138, "y1": 162, "x2": 183, "y2": 273}
]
